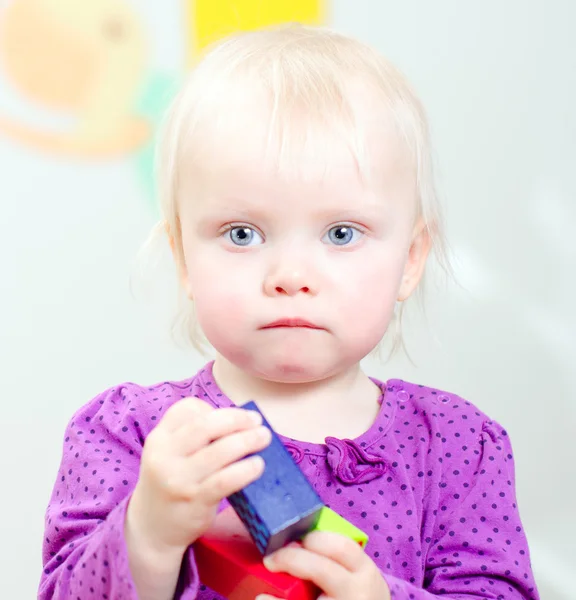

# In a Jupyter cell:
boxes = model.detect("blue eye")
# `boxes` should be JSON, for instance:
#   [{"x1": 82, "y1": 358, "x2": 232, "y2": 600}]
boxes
[
  {"x1": 226, "y1": 226, "x2": 263, "y2": 246},
  {"x1": 323, "y1": 225, "x2": 362, "y2": 246}
]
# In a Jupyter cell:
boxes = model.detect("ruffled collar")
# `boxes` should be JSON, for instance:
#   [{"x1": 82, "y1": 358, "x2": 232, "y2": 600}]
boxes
[
  {"x1": 197, "y1": 362, "x2": 402, "y2": 486},
  {"x1": 324, "y1": 437, "x2": 387, "y2": 484},
  {"x1": 283, "y1": 438, "x2": 386, "y2": 485}
]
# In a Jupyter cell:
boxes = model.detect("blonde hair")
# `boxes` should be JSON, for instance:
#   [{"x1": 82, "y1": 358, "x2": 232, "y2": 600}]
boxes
[{"x1": 151, "y1": 24, "x2": 451, "y2": 356}]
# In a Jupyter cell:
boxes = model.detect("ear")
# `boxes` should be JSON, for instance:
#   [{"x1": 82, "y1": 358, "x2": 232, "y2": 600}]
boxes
[
  {"x1": 166, "y1": 220, "x2": 193, "y2": 299},
  {"x1": 397, "y1": 218, "x2": 432, "y2": 302}
]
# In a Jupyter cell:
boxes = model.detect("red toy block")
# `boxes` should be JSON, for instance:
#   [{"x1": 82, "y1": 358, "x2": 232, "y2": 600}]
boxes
[{"x1": 195, "y1": 506, "x2": 320, "y2": 600}]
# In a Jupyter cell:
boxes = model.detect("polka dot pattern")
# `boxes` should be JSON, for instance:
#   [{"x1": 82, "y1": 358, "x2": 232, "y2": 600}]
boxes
[{"x1": 39, "y1": 362, "x2": 539, "y2": 599}]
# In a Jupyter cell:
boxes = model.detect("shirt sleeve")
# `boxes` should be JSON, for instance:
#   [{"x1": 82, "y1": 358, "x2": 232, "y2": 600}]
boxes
[
  {"x1": 381, "y1": 420, "x2": 539, "y2": 600},
  {"x1": 38, "y1": 385, "x2": 201, "y2": 599}
]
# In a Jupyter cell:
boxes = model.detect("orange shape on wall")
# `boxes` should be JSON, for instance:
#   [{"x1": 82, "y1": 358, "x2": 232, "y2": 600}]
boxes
[{"x1": 0, "y1": 0, "x2": 151, "y2": 157}]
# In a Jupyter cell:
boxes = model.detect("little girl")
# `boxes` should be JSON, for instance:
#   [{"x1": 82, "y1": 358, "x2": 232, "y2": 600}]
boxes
[{"x1": 39, "y1": 25, "x2": 540, "y2": 600}]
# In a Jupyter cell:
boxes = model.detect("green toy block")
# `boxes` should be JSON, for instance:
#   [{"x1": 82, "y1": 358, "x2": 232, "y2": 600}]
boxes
[{"x1": 311, "y1": 507, "x2": 369, "y2": 548}]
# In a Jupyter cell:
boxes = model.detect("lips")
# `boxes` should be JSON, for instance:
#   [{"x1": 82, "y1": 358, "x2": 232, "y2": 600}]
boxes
[{"x1": 261, "y1": 318, "x2": 322, "y2": 329}]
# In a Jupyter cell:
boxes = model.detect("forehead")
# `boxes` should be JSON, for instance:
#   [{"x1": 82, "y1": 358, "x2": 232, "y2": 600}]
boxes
[{"x1": 179, "y1": 75, "x2": 415, "y2": 195}]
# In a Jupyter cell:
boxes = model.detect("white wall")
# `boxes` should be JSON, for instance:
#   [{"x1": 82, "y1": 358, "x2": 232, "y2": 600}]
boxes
[{"x1": 0, "y1": 1, "x2": 573, "y2": 598}]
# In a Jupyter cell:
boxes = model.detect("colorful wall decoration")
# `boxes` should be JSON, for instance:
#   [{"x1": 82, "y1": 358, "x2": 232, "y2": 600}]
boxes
[
  {"x1": 0, "y1": 0, "x2": 327, "y2": 209},
  {"x1": 0, "y1": 0, "x2": 153, "y2": 157},
  {"x1": 187, "y1": 0, "x2": 326, "y2": 60}
]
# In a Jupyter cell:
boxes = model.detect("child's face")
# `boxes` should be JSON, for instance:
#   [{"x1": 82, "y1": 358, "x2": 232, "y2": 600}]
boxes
[{"x1": 177, "y1": 98, "x2": 429, "y2": 383}]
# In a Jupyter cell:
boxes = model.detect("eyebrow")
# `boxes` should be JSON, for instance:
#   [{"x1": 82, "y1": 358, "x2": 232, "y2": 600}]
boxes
[
  {"x1": 198, "y1": 199, "x2": 272, "y2": 222},
  {"x1": 200, "y1": 196, "x2": 387, "y2": 222}
]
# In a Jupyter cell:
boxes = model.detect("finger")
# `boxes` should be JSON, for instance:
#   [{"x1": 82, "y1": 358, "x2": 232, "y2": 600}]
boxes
[
  {"x1": 302, "y1": 530, "x2": 368, "y2": 572},
  {"x1": 198, "y1": 454, "x2": 266, "y2": 503},
  {"x1": 264, "y1": 544, "x2": 350, "y2": 599},
  {"x1": 142, "y1": 399, "x2": 213, "y2": 456},
  {"x1": 160, "y1": 397, "x2": 214, "y2": 433},
  {"x1": 187, "y1": 425, "x2": 272, "y2": 481},
  {"x1": 171, "y1": 406, "x2": 263, "y2": 455}
]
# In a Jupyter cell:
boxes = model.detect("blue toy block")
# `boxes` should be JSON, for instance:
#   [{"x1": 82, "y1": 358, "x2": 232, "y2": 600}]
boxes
[{"x1": 227, "y1": 401, "x2": 324, "y2": 556}]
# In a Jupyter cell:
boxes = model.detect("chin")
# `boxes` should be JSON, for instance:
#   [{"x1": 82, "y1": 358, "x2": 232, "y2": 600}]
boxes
[
  {"x1": 261, "y1": 362, "x2": 324, "y2": 383},
  {"x1": 251, "y1": 350, "x2": 353, "y2": 384},
  {"x1": 218, "y1": 346, "x2": 332, "y2": 383},
  {"x1": 214, "y1": 335, "x2": 371, "y2": 384}
]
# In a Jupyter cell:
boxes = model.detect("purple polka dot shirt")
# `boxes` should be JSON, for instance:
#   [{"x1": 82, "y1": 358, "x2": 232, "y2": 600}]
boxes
[{"x1": 39, "y1": 363, "x2": 540, "y2": 599}]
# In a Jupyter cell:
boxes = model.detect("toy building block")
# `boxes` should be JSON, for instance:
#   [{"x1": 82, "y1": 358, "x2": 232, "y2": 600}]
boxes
[
  {"x1": 311, "y1": 506, "x2": 369, "y2": 548},
  {"x1": 195, "y1": 506, "x2": 320, "y2": 600},
  {"x1": 227, "y1": 401, "x2": 324, "y2": 556}
]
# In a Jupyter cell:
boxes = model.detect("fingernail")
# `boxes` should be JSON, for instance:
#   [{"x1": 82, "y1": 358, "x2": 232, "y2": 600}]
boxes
[
  {"x1": 257, "y1": 426, "x2": 272, "y2": 440},
  {"x1": 248, "y1": 411, "x2": 263, "y2": 425}
]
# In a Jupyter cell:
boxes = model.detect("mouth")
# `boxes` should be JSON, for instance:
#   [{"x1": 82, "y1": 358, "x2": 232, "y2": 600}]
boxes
[{"x1": 261, "y1": 318, "x2": 323, "y2": 330}]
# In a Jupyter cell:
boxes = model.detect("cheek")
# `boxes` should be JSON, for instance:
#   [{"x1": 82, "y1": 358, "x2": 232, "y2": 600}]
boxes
[
  {"x1": 338, "y1": 250, "x2": 405, "y2": 307},
  {"x1": 192, "y1": 287, "x2": 248, "y2": 352},
  {"x1": 333, "y1": 250, "x2": 405, "y2": 342},
  {"x1": 185, "y1": 251, "x2": 255, "y2": 331},
  {"x1": 347, "y1": 282, "x2": 397, "y2": 338}
]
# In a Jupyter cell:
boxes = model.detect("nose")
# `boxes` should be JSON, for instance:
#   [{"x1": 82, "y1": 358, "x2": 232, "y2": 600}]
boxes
[{"x1": 263, "y1": 261, "x2": 317, "y2": 297}]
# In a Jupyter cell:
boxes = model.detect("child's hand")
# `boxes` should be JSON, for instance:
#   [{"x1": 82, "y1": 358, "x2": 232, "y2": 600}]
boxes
[
  {"x1": 125, "y1": 398, "x2": 271, "y2": 560},
  {"x1": 257, "y1": 532, "x2": 391, "y2": 600}
]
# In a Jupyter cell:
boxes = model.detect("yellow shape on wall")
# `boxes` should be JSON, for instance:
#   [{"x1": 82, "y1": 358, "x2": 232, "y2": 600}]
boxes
[{"x1": 187, "y1": 0, "x2": 327, "y2": 60}]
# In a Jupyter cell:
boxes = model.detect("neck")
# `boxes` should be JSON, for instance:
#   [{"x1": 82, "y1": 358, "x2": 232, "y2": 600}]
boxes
[{"x1": 211, "y1": 355, "x2": 382, "y2": 442}]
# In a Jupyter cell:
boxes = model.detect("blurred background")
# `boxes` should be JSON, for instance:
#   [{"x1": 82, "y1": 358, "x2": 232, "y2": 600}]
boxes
[{"x1": 0, "y1": 1, "x2": 574, "y2": 598}]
